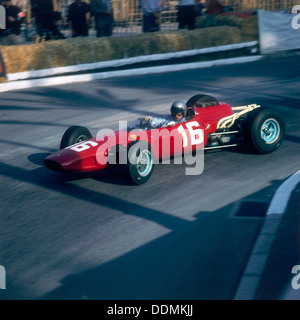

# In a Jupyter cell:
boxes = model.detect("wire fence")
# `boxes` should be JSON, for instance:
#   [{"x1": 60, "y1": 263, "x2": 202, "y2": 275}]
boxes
[
  {"x1": 108, "y1": 0, "x2": 298, "y2": 34},
  {"x1": 11, "y1": 0, "x2": 299, "y2": 36}
]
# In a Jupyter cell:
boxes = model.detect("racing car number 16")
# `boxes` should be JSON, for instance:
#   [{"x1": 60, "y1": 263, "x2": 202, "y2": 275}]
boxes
[{"x1": 177, "y1": 121, "x2": 204, "y2": 148}]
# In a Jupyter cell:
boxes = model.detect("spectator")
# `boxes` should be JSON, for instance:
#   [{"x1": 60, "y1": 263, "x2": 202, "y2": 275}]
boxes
[
  {"x1": 31, "y1": 0, "x2": 65, "y2": 41},
  {"x1": 0, "y1": 0, "x2": 22, "y2": 45},
  {"x1": 178, "y1": 0, "x2": 200, "y2": 30},
  {"x1": 141, "y1": 0, "x2": 163, "y2": 33},
  {"x1": 68, "y1": 0, "x2": 90, "y2": 37},
  {"x1": 90, "y1": 0, "x2": 114, "y2": 37},
  {"x1": 204, "y1": 0, "x2": 231, "y2": 28}
]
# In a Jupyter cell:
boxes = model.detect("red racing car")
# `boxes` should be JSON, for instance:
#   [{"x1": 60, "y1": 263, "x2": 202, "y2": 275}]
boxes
[{"x1": 44, "y1": 94, "x2": 285, "y2": 184}]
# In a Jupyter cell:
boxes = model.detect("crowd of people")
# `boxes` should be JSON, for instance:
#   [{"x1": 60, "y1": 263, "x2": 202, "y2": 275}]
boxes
[
  {"x1": 0, "y1": 0, "x2": 232, "y2": 46},
  {"x1": 141, "y1": 0, "x2": 232, "y2": 33}
]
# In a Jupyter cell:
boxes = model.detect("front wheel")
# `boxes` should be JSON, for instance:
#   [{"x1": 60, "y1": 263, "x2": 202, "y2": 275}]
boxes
[
  {"x1": 244, "y1": 108, "x2": 285, "y2": 154},
  {"x1": 60, "y1": 126, "x2": 92, "y2": 149},
  {"x1": 125, "y1": 141, "x2": 155, "y2": 185}
]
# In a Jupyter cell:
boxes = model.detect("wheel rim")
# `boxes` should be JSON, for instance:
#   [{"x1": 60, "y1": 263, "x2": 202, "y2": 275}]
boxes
[
  {"x1": 75, "y1": 135, "x2": 88, "y2": 144},
  {"x1": 261, "y1": 119, "x2": 280, "y2": 144},
  {"x1": 137, "y1": 150, "x2": 152, "y2": 177}
]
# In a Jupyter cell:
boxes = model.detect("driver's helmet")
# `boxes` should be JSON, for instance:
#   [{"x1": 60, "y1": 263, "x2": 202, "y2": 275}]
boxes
[{"x1": 170, "y1": 100, "x2": 187, "y2": 117}]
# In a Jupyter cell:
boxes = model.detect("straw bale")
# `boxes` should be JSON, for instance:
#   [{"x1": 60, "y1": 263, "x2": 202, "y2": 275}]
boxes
[
  {"x1": 145, "y1": 32, "x2": 182, "y2": 54},
  {"x1": 23, "y1": 44, "x2": 51, "y2": 70},
  {"x1": 144, "y1": 34, "x2": 163, "y2": 54},
  {"x1": 149, "y1": 32, "x2": 178, "y2": 53},
  {"x1": 89, "y1": 37, "x2": 120, "y2": 61},
  {"x1": 195, "y1": 16, "x2": 206, "y2": 29},
  {"x1": 68, "y1": 38, "x2": 95, "y2": 64},
  {"x1": 170, "y1": 30, "x2": 194, "y2": 51},
  {"x1": 120, "y1": 35, "x2": 149, "y2": 58},
  {"x1": 188, "y1": 29, "x2": 218, "y2": 48},
  {"x1": 0, "y1": 21, "x2": 250, "y2": 75},
  {"x1": 192, "y1": 26, "x2": 241, "y2": 48},
  {"x1": 0, "y1": 45, "x2": 31, "y2": 73},
  {"x1": 43, "y1": 40, "x2": 76, "y2": 67},
  {"x1": 215, "y1": 15, "x2": 244, "y2": 28},
  {"x1": 208, "y1": 26, "x2": 241, "y2": 45},
  {"x1": 153, "y1": 31, "x2": 194, "y2": 52},
  {"x1": 241, "y1": 16, "x2": 258, "y2": 40}
]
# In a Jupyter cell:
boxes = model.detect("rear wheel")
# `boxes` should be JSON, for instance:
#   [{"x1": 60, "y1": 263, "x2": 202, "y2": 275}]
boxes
[
  {"x1": 244, "y1": 108, "x2": 285, "y2": 154},
  {"x1": 60, "y1": 126, "x2": 92, "y2": 149}
]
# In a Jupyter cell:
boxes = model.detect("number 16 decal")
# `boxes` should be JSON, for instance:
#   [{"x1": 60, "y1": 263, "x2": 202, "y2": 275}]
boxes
[{"x1": 177, "y1": 121, "x2": 204, "y2": 147}]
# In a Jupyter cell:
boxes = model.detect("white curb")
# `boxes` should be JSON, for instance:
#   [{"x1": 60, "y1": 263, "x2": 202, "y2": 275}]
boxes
[{"x1": 234, "y1": 170, "x2": 300, "y2": 300}]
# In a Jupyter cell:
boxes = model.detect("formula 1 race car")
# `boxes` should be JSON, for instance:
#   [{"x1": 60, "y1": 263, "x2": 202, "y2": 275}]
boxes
[{"x1": 44, "y1": 94, "x2": 285, "y2": 184}]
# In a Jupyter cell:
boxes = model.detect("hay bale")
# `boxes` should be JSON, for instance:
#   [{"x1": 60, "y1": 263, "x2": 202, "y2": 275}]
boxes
[
  {"x1": 187, "y1": 29, "x2": 214, "y2": 49},
  {"x1": 68, "y1": 37, "x2": 96, "y2": 64},
  {"x1": 0, "y1": 45, "x2": 32, "y2": 73},
  {"x1": 196, "y1": 13, "x2": 258, "y2": 42},
  {"x1": 149, "y1": 30, "x2": 194, "y2": 52},
  {"x1": 215, "y1": 15, "x2": 244, "y2": 28},
  {"x1": 241, "y1": 16, "x2": 258, "y2": 41},
  {"x1": 90, "y1": 37, "x2": 121, "y2": 61},
  {"x1": 145, "y1": 34, "x2": 165, "y2": 54},
  {"x1": 0, "y1": 22, "x2": 248, "y2": 75},
  {"x1": 170, "y1": 30, "x2": 194, "y2": 51},
  {"x1": 195, "y1": 16, "x2": 206, "y2": 29},
  {"x1": 24, "y1": 43, "x2": 51, "y2": 70},
  {"x1": 207, "y1": 26, "x2": 241, "y2": 45},
  {"x1": 150, "y1": 32, "x2": 178, "y2": 52},
  {"x1": 43, "y1": 40, "x2": 76, "y2": 67},
  {"x1": 190, "y1": 26, "x2": 241, "y2": 48},
  {"x1": 195, "y1": 15, "x2": 243, "y2": 29},
  {"x1": 121, "y1": 35, "x2": 150, "y2": 58}
]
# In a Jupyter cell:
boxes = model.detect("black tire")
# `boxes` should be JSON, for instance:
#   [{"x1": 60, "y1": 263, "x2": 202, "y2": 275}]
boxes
[
  {"x1": 60, "y1": 126, "x2": 92, "y2": 149},
  {"x1": 244, "y1": 107, "x2": 285, "y2": 154},
  {"x1": 186, "y1": 94, "x2": 219, "y2": 108},
  {"x1": 125, "y1": 141, "x2": 155, "y2": 185}
]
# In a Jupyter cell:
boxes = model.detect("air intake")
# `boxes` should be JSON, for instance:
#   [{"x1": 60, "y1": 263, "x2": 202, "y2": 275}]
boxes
[{"x1": 44, "y1": 159, "x2": 62, "y2": 172}]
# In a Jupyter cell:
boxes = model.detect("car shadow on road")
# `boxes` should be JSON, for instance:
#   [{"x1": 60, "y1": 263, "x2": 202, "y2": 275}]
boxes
[
  {"x1": 38, "y1": 201, "x2": 265, "y2": 300},
  {"x1": 0, "y1": 158, "x2": 297, "y2": 300}
]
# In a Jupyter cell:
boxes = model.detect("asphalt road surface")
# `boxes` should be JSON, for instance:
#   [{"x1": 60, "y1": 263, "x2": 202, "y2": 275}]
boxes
[{"x1": 0, "y1": 53, "x2": 299, "y2": 300}]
